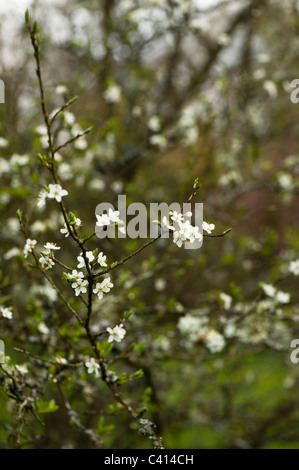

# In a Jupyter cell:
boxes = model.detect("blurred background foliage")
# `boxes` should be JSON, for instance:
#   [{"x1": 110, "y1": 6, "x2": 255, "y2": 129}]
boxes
[{"x1": 1, "y1": 0, "x2": 299, "y2": 449}]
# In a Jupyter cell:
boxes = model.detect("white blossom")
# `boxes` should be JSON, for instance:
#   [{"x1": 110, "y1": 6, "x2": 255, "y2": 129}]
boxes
[
  {"x1": 275, "y1": 290, "x2": 290, "y2": 304},
  {"x1": 220, "y1": 293, "x2": 232, "y2": 311},
  {"x1": 205, "y1": 330, "x2": 226, "y2": 353},
  {"x1": 224, "y1": 322, "x2": 237, "y2": 338},
  {"x1": 170, "y1": 211, "x2": 184, "y2": 223},
  {"x1": 48, "y1": 184, "x2": 68, "y2": 202},
  {"x1": 4, "y1": 248, "x2": 21, "y2": 260},
  {"x1": 148, "y1": 115, "x2": 161, "y2": 132},
  {"x1": 154, "y1": 278, "x2": 166, "y2": 291},
  {"x1": 38, "y1": 322, "x2": 50, "y2": 335},
  {"x1": 149, "y1": 134, "x2": 167, "y2": 148},
  {"x1": 63, "y1": 111, "x2": 75, "y2": 125},
  {"x1": 263, "y1": 80, "x2": 278, "y2": 98},
  {"x1": 24, "y1": 239, "x2": 37, "y2": 258},
  {"x1": 15, "y1": 364, "x2": 28, "y2": 375},
  {"x1": 106, "y1": 324, "x2": 126, "y2": 343},
  {"x1": 1, "y1": 307, "x2": 13, "y2": 319},
  {"x1": 103, "y1": 84, "x2": 121, "y2": 103},
  {"x1": 289, "y1": 259, "x2": 299, "y2": 276},
  {"x1": 261, "y1": 283, "x2": 276, "y2": 297},
  {"x1": 85, "y1": 357, "x2": 100, "y2": 377},
  {"x1": 173, "y1": 230, "x2": 187, "y2": 248},
  {"x1": 177, "y1": 313, "x2": 208, "y2": 342},
  {"x1": 96, "y1": 209, "x2": 125, "y2": 234},
  {"x1": 60, "y1": 217, "x2": 82, "y2": 237},
  {"x1": 97, "y1": 252, "x2": 108, "y2": 267},
  {"x1": 71, "y1": 271, "x2": 88, "y2": 296},
  {"x1": 77, "y1": 251, "x2": 94, "y2": 269},
  {"x1": 202, "y1": 221, "x2": 215, "y2": 234},
  {"x1": 44, "y1": 242, "x2": 60, "y2": 252},
  {"x1": 37, "y1": 189, "x2": 48, "y2": 208},
  {"x1": 0, "y1": 137, "x2": 8, "y2": 148},
  {"x1": 55, "y1": 84, "x2": 68, "y2": 95},
  {"x1": 39, "y1": 253, "x2": 55, "y2": 269},
  {"x1": 93, "y1": 277, "x2": 114, "y2": 300}
]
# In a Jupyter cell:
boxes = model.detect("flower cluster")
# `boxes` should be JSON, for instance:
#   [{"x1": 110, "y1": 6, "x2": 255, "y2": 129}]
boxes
[
  {"x1": 39, "y1": 243, "x2": 60, "y2": 269},
  {"x1": 96, "y1": 209, "x2": 125, "y2": 234},
  {"x1": 77, "y1": 251, "x2": 95, "y2": 269},
  {"x1": 177, "y1": 313, "x2": 226, "y2": 353},
  {"x1": 261, "y1": 283, "x2": 290, "y2": 304},
  {"x1": 23, "y1": 238, "x2": 37, "y2": 258},
  {"x1": 60, "y1": 217, "x2": 82, "y2": 238},
  {"x1": 37, "y1": 184, "x2": 68, "y2": 208},
  {"x1": 66, "y1": 270, "x2": 88, "y2": 296},
  {"x1": 154, "y1": 210, "x2": 215, "y2": 248}
]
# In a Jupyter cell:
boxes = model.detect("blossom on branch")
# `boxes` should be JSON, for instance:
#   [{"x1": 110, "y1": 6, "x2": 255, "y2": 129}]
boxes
[
  {"x1": 93, "y1": 277, "x2": 114, "y2": 300},
  {"x1": 106, "y1": 324, "x2": 126, "y2": 343}
]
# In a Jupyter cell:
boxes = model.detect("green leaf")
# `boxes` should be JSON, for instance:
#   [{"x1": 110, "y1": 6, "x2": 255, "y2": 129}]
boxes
[
  {"x1": 68, "y1": 212, "x2": 76, "y2": 226},
  {"x1": 83, "y1": 126, "x2": 93, "y2": 135},
  {"x1": 123, "y1": 310, "x2": 132, "y2": 321},
  {"x1": 97, "y1": 340, "x2": 113, "y2": 358},
  {"x1": 32, "y1": 21, "x2": 39, "y2": 35},
  {"x1": 129, "y1": 369, "x2": 144, "y2": 381},
  {"x1": 16, "y1": 209, "x2": 22, "y2": 222},
  {"x1": 193, "y1": 177, "x2": 199, "y2": 188},
  {"x1": 36, "y1": 399, "x2": 59, "y2": 414},
  {"x1": 97, "y1": 416, "x2": 114, "y2": 434},
  {"x1": 37, "y1": 153, "x2": 47, "y2": 165},
  {"x1": 118, "y1": 373, "x2": 129, "y2": 384},
  {"x1": 68, "y1": 95, "x2": 78, "y2": 105},
  {"x1": 25, "y1": 9, "x2": 30, "y2": 25}
]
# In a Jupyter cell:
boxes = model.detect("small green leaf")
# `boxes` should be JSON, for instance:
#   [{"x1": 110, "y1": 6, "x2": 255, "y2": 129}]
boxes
[
  {"x1": 68, "y1": 96, "x2": 78, "y2": 105},
  {"x1": 16, "y1": 209, "x2": 22, "y2": 221},
  {"x1": 118, "y1": 373, "x2": 129, "y2": 384},
  {"x1": 25, "y1": 9, "x2": 30, "y2": 25},
  {"x1": 97, "y1": 416, "x2": 114, "y2": 434},
  {"x1": 129, "y1": 369, "x2": 144, "y2": 381},
  {"x1": 97, "y1": 340, "x2": 113, "y2": 358},
  {"x1": 83, "y1": 126, "x2": 93, "y2": 135},
  {"x1": 123, "y1": 310, "x2": 132, "y2": 320},
  {"x1": 37, "y1": 153, "x2": 47, "y2": 165},
  {"x1": 32, "y1": 21, "x2": 38, "y2": 34},
  {"x1": 68, "y1": 212, "x2": 76, "y2": 226},
  {"x1": 36, "y1": 398, "x2": 59, "y2": 414}
]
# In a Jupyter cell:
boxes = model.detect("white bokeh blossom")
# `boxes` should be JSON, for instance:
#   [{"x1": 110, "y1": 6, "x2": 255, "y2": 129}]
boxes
[
  {"x1": 289, "y1": 259, "x2": 299, "y2": 276},
  {"x1": 205, "y1": 330, "x2": 226, "y2": 353}
]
